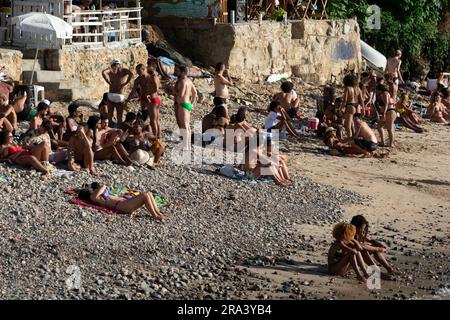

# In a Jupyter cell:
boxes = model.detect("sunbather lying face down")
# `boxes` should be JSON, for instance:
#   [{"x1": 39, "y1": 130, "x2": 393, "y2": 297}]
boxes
[{"x1": 77, "y1": 183, "x2": 170, "y2": 221}]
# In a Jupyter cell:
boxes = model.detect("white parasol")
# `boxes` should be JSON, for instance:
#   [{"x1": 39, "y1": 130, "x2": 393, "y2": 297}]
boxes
[{"x1": 12, "y1": 12, "x2": 73, "y2": 84}]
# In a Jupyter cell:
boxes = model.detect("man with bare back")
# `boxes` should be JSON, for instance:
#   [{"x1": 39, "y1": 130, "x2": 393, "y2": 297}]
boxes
[
  {"x1": 353, "y1": 113, "x2": 378, "y2": 153},
  {"x1": 273, "y1": 81, "x2": 301, "y2": 119},
  {"x1": 386, "y1": 50, "x2": 404, "y2": 101},
  {"x1": 174, "y1": 65, "x2": 198, "y2": 151},
  {"x1": 125, "y1": 64, "x2": 162, "y2": 138},
  {"x1": 102, "y1": 59, "x2": 133, "y2": 127},
  {"x1": 214, "y1": 62, "x2": 233, "y2": 102}
]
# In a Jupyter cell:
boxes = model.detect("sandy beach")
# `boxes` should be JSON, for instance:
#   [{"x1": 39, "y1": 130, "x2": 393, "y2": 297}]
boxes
[
  {"x1": 247, "y1": 119, "x2": 450, "y2": 300},
  {"x1": 0, "y1": 78, "x2": 449, "y2": 300}
]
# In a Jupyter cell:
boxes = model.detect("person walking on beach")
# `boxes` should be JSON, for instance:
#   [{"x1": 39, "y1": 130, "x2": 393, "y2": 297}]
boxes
[
  {"x1": 125, "y1": 64, "x2": 162, "y2": 138},
  {"x1": 386, "y1": 50, "x2": 404, "y2": 101},
  {"x1": 102, "y1": 59, "x2": 133, "y2": 127},
  {"x1": 174, "y1": 65, "x2": 197, "y2": 151}
]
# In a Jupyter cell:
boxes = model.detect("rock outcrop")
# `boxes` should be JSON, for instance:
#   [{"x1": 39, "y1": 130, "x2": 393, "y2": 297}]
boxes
[{"x1": 0, "y1": 48, "x2": 23, "y2": 81}]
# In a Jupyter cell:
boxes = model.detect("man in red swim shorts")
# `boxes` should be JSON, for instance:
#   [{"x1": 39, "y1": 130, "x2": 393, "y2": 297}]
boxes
[{"x1": 125, "y1": 64, "x2": 162, "y2": 138}]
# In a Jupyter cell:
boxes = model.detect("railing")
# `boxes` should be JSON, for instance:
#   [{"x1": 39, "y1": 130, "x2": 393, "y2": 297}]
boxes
[
  {"x1": 65, "y1": 8, "x2": 142, "y2": 46},
  {"x1": 12, "y1": 0, "x2": 65, "y2": 17},
  {"x1": 10, "y1": 0, "x2": 142, "y2": 48}
]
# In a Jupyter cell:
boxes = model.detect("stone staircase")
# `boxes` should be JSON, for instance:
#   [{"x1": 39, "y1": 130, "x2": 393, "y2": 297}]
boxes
[{"x1": 20, "y1": 51, "x2": 83, "y2": 102}]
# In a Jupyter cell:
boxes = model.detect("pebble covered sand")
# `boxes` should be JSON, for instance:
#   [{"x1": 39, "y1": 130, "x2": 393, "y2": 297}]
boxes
[{"x1": 1, "y1": 79, "x2": 448, "y2": 300}]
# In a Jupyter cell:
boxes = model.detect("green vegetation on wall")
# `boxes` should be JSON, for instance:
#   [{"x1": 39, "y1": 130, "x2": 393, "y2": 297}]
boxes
[{"x1": 329, "y1": 0, "x2": 450, "y2": 77}]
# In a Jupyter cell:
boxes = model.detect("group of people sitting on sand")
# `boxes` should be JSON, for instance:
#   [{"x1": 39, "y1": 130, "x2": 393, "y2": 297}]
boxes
[
  {"x1": 0, "y1": 58, "x2": 169, "y2": 176},
  {"x1": 318, "y1": 49, "x2": 450, "y2": 157}
]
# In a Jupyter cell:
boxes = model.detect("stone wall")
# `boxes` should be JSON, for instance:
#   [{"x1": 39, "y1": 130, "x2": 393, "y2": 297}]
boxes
[
  {"x1": 0, "y1": 48, "x2": 23, "y2": 81},
  {"x1": 60, "y1": 43, "x2": 148, "y2": 99},
  {"x1": 143, "y1": 0, "x2": 222, "y2": 20},
  {"x1": 163, "y1": 19, "x2": 361, "y2": 84}
]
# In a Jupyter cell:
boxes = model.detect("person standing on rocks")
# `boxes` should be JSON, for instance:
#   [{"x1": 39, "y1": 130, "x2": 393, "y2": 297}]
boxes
[
  {"x1": 214, "y1": 62, "x2": 233, "y2": 102},
  {"x1": 174, "y1": 65, "x2": 198, "y2": 151},
  {"x1": 125, "y1": 64, "x2": 162, "y2": 138},
  {"x1": 102, "y1": 59, "x2": 133, "y2": 127},
  {"x1": 385, "y1": 49, "x2": 404, "y2": 101}
]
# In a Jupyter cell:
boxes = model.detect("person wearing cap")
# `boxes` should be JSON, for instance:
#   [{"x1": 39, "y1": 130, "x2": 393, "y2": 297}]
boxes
[
  {"x1": 102, "y1": 59, "x2": 133, "y2": 127},
  {"x1": 323, "y1": 126, "x2": 371, "y2": 157}
]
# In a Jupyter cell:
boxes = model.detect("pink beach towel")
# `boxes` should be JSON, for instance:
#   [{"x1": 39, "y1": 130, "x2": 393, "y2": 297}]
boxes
[{"x1": 69, "y1": 198, "x2": 119, "y2": 216}]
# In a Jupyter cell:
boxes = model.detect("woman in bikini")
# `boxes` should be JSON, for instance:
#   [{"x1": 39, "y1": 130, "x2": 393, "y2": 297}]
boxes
[
  {"x1": 350, "y1": 215, "x2": 407, "y2": 279},
  {"x1": 241, "y1": 133, "x2": 294, "y2": 186},
  {"x1": 126, "y1": 121, "x2": 165, "y2": 165},
  {"x1": 341, "y1": 74, "x2": 364, "y2": 138},
  {"x1": 0, "y1": 130, "x2": 49, "y2": 175},
  {"x1": 64, "y1": 104, "x2": 84, "y2": 141},
  {"x1": 377, "y1": 83, "x2": 397, "y2": 147},
  {"x1": 77, "y1": 183, "x2": 170, "y2": 221},
  {"x1": 429, "y1": 92, "x2": 449, "y2": 124},
  {"x1": 328, "y1": 222, "x2": 370, "y2": 284},
  {"x1": 396, "y1": 94, "x2": 425, "y2": 133},
  {"x1": 29, "y1": 101, "x2": 50, "y2": 131},
  {"x1": 85, "y1": 115, "x2": 132, "y2": 166}
]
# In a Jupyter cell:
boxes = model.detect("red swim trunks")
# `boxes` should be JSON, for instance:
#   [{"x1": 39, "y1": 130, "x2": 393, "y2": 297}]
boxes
[{"x1": 140, "y1": 95, "x2": 161, "y2": 107}]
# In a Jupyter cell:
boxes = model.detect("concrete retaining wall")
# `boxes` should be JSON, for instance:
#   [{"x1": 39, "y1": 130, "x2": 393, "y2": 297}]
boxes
[
  {"x1": 163, "y1": 19, "x2": 361, "y2": 84},
  {"x1": 60, "y1": 42, "x2": 148, "y2": 100}
]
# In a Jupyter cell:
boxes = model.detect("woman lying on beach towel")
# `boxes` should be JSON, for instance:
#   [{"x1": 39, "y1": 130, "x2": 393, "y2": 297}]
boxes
[
  {"x1": 0, "y1": 130, "x2": 50, "y2": 175},
  {"x1": 327, "y1": 222, "x2": 370, "y2": 284},
  {"x1": 77, "y1": 182, "x2": 170, "y2": 221},
  {"x1": 350, "y1": 215, "x2": 407, "y2": 279}
]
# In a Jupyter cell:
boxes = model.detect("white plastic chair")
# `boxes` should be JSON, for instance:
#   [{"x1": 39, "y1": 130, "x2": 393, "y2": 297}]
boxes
[{"x1": 34, "y1": 85, "x2": 45, "y2": 103}]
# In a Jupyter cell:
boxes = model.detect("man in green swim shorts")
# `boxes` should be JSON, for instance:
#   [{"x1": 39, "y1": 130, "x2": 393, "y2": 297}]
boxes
[{"x1": 174, "y1": 65, "x2": 197, "y2": 151}]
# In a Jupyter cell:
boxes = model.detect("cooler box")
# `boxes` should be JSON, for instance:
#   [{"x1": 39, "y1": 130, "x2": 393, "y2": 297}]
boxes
[{"x1": 307, "y1": 117, "x2": 319, "y2": 130}]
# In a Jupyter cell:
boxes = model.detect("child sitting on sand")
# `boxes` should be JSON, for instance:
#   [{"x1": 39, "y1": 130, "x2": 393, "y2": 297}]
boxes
[
  {"x1": 350, "y1": 215, "x2": 407, "y2": 279},
  {"x1": 328, "y1": 222, "x2": 370, "y2": 283}
]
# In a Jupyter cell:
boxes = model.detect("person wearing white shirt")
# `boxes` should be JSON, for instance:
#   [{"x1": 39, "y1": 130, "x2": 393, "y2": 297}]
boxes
[{"x1": 264, "y1": 100, "x2": 301, "y2": 139}]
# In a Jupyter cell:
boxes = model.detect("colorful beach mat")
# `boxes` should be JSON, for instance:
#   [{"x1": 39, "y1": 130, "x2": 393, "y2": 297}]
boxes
[{"x1": 0, "y1": 175, "x2": 13, "y2": 190}]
